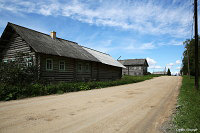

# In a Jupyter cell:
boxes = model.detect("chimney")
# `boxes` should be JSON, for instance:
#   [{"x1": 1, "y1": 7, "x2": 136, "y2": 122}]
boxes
[{"x1": 50, "y1": 31, "x2": 56, "y2": 39}]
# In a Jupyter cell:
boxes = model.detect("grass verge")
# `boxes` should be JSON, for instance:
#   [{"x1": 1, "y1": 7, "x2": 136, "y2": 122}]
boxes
[
  {"x1": 0, "y1": 74, "x2": 161, "y2": 101},
  {"x1": 173, "y1": 76, "x2": 200, "y2": 132}
]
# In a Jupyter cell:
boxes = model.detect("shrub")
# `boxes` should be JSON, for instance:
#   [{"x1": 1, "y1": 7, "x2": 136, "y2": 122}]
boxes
[
  {"x1": 0, "y1": 53, "x2": 38, "y2": 85},
  {"x1": 0, "y1": 74, "x2": 161, "y2": 101}
]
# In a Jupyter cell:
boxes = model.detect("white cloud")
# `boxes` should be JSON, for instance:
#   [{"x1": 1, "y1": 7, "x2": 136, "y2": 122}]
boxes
[
  {"x1": 176, "y1": 60, "x2": 181, "y2": 64},
  {"x1": 146, "y1": 57, "x2": 156, "y2": 65},
  {"x1": 146, "y1": 57, "x2": 157, "y2": 68},
  {"x1": 166, "y1": 63, "x2": 174, "y2": 69},
  {"x1": 123, "y1": 42, "x2": 156, "y2": 51},
  {"x1": 140, "y1": 43, "x2": 155, "y2": 50},
  {"x1": 146, "y1": 57, "x2": 163, "y2": 70},
  {"x1": 0, "y1": 0, "x2": 193, "y2": 37},
  {"x1": 176, "y1": 67, "x2": 181, "y2": 70},
  {"x1": 158, "y1": 40, "x2": 183, "y2": 46},
  {"x1": 149, "y1": 65, "x2": 163, "y2": 69}
]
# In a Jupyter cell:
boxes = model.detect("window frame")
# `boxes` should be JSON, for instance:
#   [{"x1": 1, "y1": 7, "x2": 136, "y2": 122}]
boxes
[
  {"x1": 77, "y1": 63, "x2": 82, "y2": 72},
  {"x1": 46, "y1": 58, "x2": 53, "y2": 71},
  {"x1": 59, "y1": 60, "x2": 65, "y2": 71},
  {"x1": 3, "y1": 59, "x2": 8, "y2": 63},
  {"x1": 85, "y1": 63, "x2": 90, "y2": 72},
  {"x1": 24, "y1": 57, "x2": 33, "y2": 67}
]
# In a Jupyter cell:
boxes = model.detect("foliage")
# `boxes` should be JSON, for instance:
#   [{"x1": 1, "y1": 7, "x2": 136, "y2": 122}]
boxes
[
  {"x1": 173, "y1": 76, "x2": 200, "y2": 130},
  {"x1": 0, "y1": 53, "x2": 38, "y2": 85},
  {"x1": 181, "y1": 38, "x2": 200, "y2": 76},
  {"x1": 0, "y1": 75, "x2": 161, "y2": 101},
  {"x1": 167, "y1": 68, "x2": 171, "y2": 76}
]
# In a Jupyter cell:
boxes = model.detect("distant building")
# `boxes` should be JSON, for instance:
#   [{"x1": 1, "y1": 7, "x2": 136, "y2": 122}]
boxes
[
  {"x1": 118, "y1": 59, "x2": 149, "y2": 76},
  {"x1": 152, "y1": 71, "x2": 166, "y2": 75},
  {"x1": 152, "y1": 67, "x2": 167, "y2": 75}
]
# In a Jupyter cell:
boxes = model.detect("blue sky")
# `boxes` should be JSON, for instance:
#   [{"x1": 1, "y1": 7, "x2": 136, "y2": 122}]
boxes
[{"x1": 0, "y1": 0, "x2": 195, "y2": 74}]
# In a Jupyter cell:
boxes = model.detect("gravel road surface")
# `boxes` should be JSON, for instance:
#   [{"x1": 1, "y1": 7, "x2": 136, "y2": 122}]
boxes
[{"x1": 0, "y1": 76, "x2": 182, "y2": 133}]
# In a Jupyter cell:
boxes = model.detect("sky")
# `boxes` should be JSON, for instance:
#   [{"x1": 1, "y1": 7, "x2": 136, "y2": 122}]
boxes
[{"x1": 0, "y1": 0, "x2": 196, "y2": 74}]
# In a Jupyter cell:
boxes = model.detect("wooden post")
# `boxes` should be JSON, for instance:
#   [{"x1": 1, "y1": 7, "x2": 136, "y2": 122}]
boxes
[
  {"x1": 194, "y1": 0, "x2": 199, "y2": 89},
  {"x1": 187, "y1": 48, "x2": 190, "y2": 79}
]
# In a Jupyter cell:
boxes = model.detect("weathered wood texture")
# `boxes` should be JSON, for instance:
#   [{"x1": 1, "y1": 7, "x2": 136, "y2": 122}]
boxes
[
  {"x1": 98, "y1": 63, "x2": 122, "y2": 81},
  {"x1": 122, "y1": 66, "x2": 147, "y2": 76},
  {"x1": 39, "y1": 54, "x2": 122, "y2": 81},
  {"x1": 0, "y1": 30, "x2": 122, "y2": 82},
  {"x1": 40, "y1": 54, "x2": 75, "y2": 82},
  {"x1": 1, "y1": 31, "x2": 36, "y2": 63}
]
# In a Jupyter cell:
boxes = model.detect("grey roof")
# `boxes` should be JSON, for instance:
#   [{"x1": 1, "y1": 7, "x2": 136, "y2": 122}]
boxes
[
  {"x1": 1, "y1": 22, "x2": 124, "y2": 68},
  {"x1": 118, "y1": 59, "x2": 149, "y2": 66},
  {"x1": 9, "y1": 23, "x2": 99, "y2": 62},
  {"x1": 83, "y1": 47, "x2": 125, "y2": 68}
]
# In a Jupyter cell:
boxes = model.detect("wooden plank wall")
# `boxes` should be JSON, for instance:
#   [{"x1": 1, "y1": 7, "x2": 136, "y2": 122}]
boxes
[
  {"x1": 75, "y1": 59, "x2": 92, "y2": 81},
  {"x1": 98, "y1": 63, "x2": 121, "y2": 81},
  {"x1": 39, "y1": 54, "x2": 122, "y2": 82},
  {"x1": 40, "y1": 54, "x2": 75, "y2": 81},
  {"x1": 91, "y1": 62, "x2": 98, "y2": 80},
  {"x1": 1, "y1": 31, "x2": 36, "y2": 63},
  {"x1": 122, "y1": 65, "x2": 147, "y2": 76}
]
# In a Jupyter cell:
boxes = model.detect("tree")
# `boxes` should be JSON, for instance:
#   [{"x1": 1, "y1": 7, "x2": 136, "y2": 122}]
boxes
[
  {"x1": 181, "y1": 38, "x2": 200, "y2": 76},
  {"x1": 167, "y1": 68, "x2": 171, "y2": 76}
]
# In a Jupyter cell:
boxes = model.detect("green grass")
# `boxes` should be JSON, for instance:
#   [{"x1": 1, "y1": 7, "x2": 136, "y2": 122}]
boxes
[
  {"x1": 173, "y1": 76, "x2": 200, "y2": 132},
  {"x1": 0, "y1": 74, "x2": 161, "y2": 101}
]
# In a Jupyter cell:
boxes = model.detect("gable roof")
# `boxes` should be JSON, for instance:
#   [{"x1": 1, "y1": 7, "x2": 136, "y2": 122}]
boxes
[
  {"x1": 0, "y1": 22, "x2": 125, "y2": 68},
  {"x1": 118, "y1": 59, "x2": 149, "y2": 66}
]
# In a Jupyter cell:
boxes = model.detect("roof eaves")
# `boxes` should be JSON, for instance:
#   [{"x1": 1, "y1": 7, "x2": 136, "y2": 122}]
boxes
[{"x1": 81, "y1": 45, "x2": 110, "y2": 56}]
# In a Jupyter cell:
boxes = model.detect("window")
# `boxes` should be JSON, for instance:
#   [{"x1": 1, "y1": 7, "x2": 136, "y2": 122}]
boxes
[
  {"x1": 2, "y1": 58, "x2": 15, "y2": 63},
  {"x1": 77, "y1": 62, "x2": 90, "y2": 72},
  {"x1": 59, "y1": 61, "x2": 65, "y2": 71},
  {"x1": 85, "y1": 63, "x2": 90, "y2": 72},
  {"x1": 46, "y1": 59, "x2": 53, "y2": 70},
  {"x1": 3, "y1": 59, "x2": 8, "y2": 63},
  {"x1": 25, "y1": 57, "x2": 32, "y2": 67},
  {"x1": 77, "y1": 63, "x2": 82, "y2": 72},
  {"x1": 27, "y1": 62, "x2": 32, "y2": 67}
]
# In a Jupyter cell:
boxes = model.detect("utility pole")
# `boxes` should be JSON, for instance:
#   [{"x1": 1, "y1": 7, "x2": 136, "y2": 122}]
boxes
[
  {"x1": 187, "y1": 48, "x2": 190, "y2": 78},
  {"x1": 194, "y1": 0, "x2": 199, "y2": 89}
]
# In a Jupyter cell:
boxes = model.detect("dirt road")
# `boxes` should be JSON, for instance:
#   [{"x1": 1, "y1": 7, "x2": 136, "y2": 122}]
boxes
[{"x1": 0, "y1": 76, "x2": 182, "y2": 133}]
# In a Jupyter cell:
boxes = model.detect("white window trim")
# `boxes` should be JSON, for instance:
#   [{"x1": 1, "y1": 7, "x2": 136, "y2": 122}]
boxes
[
  {"x1": 59, "y1": 60, "x2": 65, "y2": 71},
  {"x1": 3, "y1": 59, "x2": 8, "y2": 63},
  {"x1": 46, "y1": 58, "x2": 53, "y2": 71}
]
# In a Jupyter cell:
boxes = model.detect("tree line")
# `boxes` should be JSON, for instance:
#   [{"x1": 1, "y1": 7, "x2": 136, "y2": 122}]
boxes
[{"x1": 181, "y1": 38, "x2": 200, "y2": 76}]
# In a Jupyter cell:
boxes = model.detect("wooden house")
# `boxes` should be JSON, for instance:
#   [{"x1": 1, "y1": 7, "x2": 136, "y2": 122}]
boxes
[
  {"x1": 118, "y1": 59, "x2": 148, "y2": 76},
  {"x1": 0, "y1": 22, "x2": 125, "y2": 81}
]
